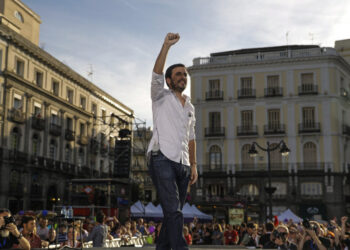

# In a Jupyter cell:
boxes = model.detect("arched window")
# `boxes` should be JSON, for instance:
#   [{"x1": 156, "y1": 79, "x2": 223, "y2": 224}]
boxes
[
  {"x1": 32, "y1": 134, "x2": 40, "y2": 156},
  {"x1": 209, "y1": 145, "x2": 221, "y2": 169},
  {"x1": 49, "y1": 139, "x2": 57, "y2": 160},
  {"x1": 239, "y1": 184, "x2": 259, "y2": 196},
  {"x1": 241, "y1": 144, "x2": 254, "y2": 165},
  {"x1": 11, "y1": 127, "x2": 21, "y2": 151},
  {"x1": 303, "y1": 142, "x2": 317, "y2": 163},
  {"x1": 65, "y1": 144, "x2": 72, "y2": 163},
  {"x1": 270, "y1": 143, "x2": 282, "y2": 165},
  {"x1": 14, "y1": 11, "x2": 24, "y2": 23}
]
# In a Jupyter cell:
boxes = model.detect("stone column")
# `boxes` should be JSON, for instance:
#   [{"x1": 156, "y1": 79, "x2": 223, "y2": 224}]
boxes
[
  {"x1": 59, "y1": 110, "x2": 65, "y2": 162},
  {"x1": 24, "y1": 93, "x2": 32, "y2": 156}
]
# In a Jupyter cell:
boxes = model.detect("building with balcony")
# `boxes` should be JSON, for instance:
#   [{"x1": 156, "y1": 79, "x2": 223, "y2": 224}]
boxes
[
  {"x1": 130, "y1": 127, "x2": 155, "y2": 203},
  {"x1": 0, "y1": 0, "x2": 133, "y2": 213},
  {"x1": 188, "y1": 42, "x2": 350, "y2": 222}
]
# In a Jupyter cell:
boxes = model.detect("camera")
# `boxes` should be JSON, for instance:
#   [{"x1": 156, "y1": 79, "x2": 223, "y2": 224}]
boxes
[
  {"x1": 0, "y1": 216, "x2": 15, "y2": 229},
  {"x1": 303, "y1": 219, "x2": 311, "y2": 229},
  {"x1": 272, "y1": 230, "x2": 287, "y2": 241}
]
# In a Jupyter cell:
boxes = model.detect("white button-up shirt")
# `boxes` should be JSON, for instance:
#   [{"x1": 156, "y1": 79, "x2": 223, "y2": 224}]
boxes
[{"x1": 147, "y1": 72, "x2": 196, "y2": 166}]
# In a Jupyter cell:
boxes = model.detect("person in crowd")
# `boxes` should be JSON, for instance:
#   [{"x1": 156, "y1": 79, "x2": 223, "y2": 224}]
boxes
[
  {"x1": 74, "y1": 220, "x2": 88, "y2": 242},
  {"x1": 298, "y1": 223, "x2": 327, "y2": 250},
  {"x1": 86, "y1": 211, "x2": 112, "y2": 247},
  {"x1": 211, "y1": 223, "x2": 223, "y2": 245},
  {"x1": 238, "y1": 222, "x2": 248, "y2": 245},
  {"x1": 224, "y1": 224, "x2": 239, "y2": 245},
  {"x1": 21, "y1": 215, "x2": 44, "y2": 248},
  {"x1": 62, "y1": 225, "x2": 81, "y2": 248},
  {"x1": 0, "y1": 208, "x2": 30, "y2": 249},
  {"x1": 183, "y1": 226, "x2": 192, "y2": 245},
  {"x1": 203, "y1": 223, "x2": 212, "y2": 244},
  {"x1": 192, "y1": 225, "x2": 203, "y2": 245},
  {"x1": 130, "y1": 222, "x2": 142, "y2": 237},
  {"x1": 36, "y1": 216, "x2": 49, "y2": 241},
  {"x1": 260, "y1": 221, "x2": 275, "y2": 247},
  {"x1": 57, "y1": 223, "x2": 67, "y2": 244},
  {"x1": 240, "y1": 222, "x2": 257, "y2": 247},
  {"x1": 136, "y1": 218, "x2": 146, "y2": 235},
  {"x1": 47, "y1": 228, "x2": 56, "y2": 245},
  {"x1": 267, "y1": 225, "x2": 297, "y2": 250}
]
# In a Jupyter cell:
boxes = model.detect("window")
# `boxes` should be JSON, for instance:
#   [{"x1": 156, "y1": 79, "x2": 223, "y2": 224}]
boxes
[
  {"x1": 241, "y1": 110, "x2": 253, "y2": 129},
  {"x1": 303, "y1": 142, "x2": 317, "y2": 163},
  {"x1": 13, "y1": 96, "x2": 22, "y2": 110},
  {"x1": 241, "y1": 77, "x2": 252, "y2": 89},
  {"x1": 80, "y1": 123, "x2": 85, "y2": 136},
  {"x1": 207, "y1": 184, "x2": 225, "y2": 197},
  {"x1": 301, "y1": 73, "x2": 314, "y2": 92},
  {"x1": 65, "y1": 144, "x2": 72, "y2": 163},
  {"x1": 32, "y1": 134, "x2": 40, "y2": 156},
  {"x1": 66, "y1": 117, "x2": 73, "y2": 130},
  {"x1": 102, "y1": 109, "x2": 106, "y2": 122},
  {"x1": 267, "y1": 75, "x2": 279, "y2": 88},
  {"x1": 301, "y1": 182, "x2": 323, "y2": 196},
  {"x1": 241, "y1": 144, "x2": 254, "y2": 164},
  {"x1": 78, "y1": 148, "x2": 85, "y2": 166},
  {"x1": 92, "y1": 103, "x2": 97, "y2": 116},
  {"x1": 11, "y1": 127, "x2": 20, "y2": 151},
  {"x1": 209, "y1": 112, "x2": 220, "y2": 129},
  {"x1": 15, "y1": 59, "x2": 24, "y2": 77},
  {"x1": 34, "y1": 106, "x2": 41, "y2": 117},
  {"x1": 51, "y1": 113, "x2": 58, "y2": 125},
  {"x1": 209, "y1": 145, "x2": 221, "y2": 169},
  {"x1": 271, "y1": 182, "x2": 287, "y2": 196},
  {"x1": 268, "y1": 109, "x2": 280, "y2": 129},
  {"x1": 209, "y1": 79, "x2": 220, "y2": 91},
  {"x1": 110, "y1": 114, "x2": 115, "y2": 126},
  {"x1": 238, "y1": 184, "x2": 259, "y2": 196},
  {"x1": 52, "y1": 80, "x2": 59, "y2": 96},
  {"x1": 67, "y1": 88, "x2": 74, "y2": 104},
  {"x1": 35, "y1": 70, "x2": 43, "y2": 87},
  {"x1": 80, "y1": 96, "x2": 86, "y2": 110},
  {"x1": 270, "y1": 143, "x2": 282, "y2": 164},
  {"x1": 14, "y1": 11, "x2": 24, "y2": 22},
  {"x1": 49, "y1": 139, "x2": 57, "y2": 160},
  {"x1": 302, "y1": 107, "x2": 315, "y2": 127}
]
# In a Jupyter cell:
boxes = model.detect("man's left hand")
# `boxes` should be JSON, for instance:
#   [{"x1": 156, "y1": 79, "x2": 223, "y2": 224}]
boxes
[
  {"x1": 6, "y1": 223, "x2": 20, "y2": 238},
  {"x1": 189, "y1": 165, "x2": 198, "y2": 185}
]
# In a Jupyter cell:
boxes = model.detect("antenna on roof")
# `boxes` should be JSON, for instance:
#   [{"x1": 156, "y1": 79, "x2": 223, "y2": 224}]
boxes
[
  {"x1": 286, "y1": 31, "x2": 289, "y2": 45},
  {"x1": 309, "y1": 33, "x2": 314, "y2": 44},
  {"x1": 87, "y1": 64, "x2": 93, "y2": 82}
]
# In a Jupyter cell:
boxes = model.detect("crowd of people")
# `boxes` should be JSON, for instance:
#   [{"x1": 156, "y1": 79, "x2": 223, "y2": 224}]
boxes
[{"x1": 2, "y1": 206, "x2": 350, "y2": 249}]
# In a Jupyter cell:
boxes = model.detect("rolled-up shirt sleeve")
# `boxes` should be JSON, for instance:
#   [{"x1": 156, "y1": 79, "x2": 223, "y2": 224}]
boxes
[
  {"x1": 189, "y1": 111, "x2": 196, "y2": 141},
  {"x1": 151, "y1": 72, "x2": 165, "y2": 101}
]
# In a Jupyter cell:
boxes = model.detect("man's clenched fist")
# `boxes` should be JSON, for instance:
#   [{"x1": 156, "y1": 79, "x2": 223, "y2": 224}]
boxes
[{"x1": 164, "y1": 33, "x2": 180, "y2": 46}]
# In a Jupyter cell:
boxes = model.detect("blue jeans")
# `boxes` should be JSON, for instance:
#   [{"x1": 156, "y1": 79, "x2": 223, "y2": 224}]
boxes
[{"x1": 148, "y1": 151, "x2": 191, "y2": 250}]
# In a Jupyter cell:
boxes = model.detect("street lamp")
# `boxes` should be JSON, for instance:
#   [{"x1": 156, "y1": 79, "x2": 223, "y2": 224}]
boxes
[{"x1": 248, "y1": 140, "x2": 290, "y2": 221}]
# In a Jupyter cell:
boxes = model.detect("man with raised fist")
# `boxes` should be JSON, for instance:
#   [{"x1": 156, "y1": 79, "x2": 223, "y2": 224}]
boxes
[{"x1": 147, "y1": 33, "x2": 197, "y2": 250}]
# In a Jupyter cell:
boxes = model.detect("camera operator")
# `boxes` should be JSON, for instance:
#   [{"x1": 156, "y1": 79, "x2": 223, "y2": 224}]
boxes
[
  {"x1": 0, "y1": 208, "x2": 30, "y2": 249},
  {"x1": 298, "y1": 220, "x2": 327, "y2": 250},
  {"x1": 264, "y1": 225, "x2": 297, "y2": 250}
]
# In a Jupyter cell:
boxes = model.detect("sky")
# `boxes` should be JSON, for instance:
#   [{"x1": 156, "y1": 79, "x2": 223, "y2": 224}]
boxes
[{"x1": 22, "y1": 0, "x2": 350, "y2": 128}]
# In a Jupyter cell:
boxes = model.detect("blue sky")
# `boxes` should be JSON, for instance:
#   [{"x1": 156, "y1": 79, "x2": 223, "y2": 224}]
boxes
[{"x1": 23, "y1": 0, "x2": 350, "y2": 127}]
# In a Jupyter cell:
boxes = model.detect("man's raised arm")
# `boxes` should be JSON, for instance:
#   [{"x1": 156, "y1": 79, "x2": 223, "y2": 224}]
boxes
[{"x1": 153, "y1": 33, "x2": 180, "y2": 74}]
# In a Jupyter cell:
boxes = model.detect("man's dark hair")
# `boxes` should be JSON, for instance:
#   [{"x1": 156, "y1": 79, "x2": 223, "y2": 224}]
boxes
[
  {"x1": 96, "y1": 212, "x2": 105, "y2": 224},
  {"x1": 0, "y1": 208, "x2": 10, "y2": 214},
  {"x1": 22, "y1": 215, "x2": 35, "y2": 225},
  {"x1": 265, "y1": 222, "x2": 274, "y2": 232},
  {"x1": 165, "y1": 63, "x2": 186, "y2": 80},
  {"x1": 247, "y1": 222, "x2": 255, "y2": 229}
]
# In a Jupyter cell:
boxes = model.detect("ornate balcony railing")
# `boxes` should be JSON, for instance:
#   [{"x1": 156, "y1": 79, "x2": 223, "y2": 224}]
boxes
[
  {"x1": 264, "y1": 124, "x2": 286, "y2": 135},
  {"x1": 78, "y1": 135, "x2": 89, "y2": 145},
  {"x1": 49, "y1": 123, "x2": 62, "y2": 136},
  {"x1": 237, "y1": 125, "x2": 258, "y2": 136},
  {"x1": 205, "y1": 90, "x2": 224, "y2": 101},
  {"x1": 298, "y1": 84, "x2": 318, "y2": 95},
  {"x1": 65, "y1": 129, "x2": 75, "y2": 141},
  {"x1": 264, "y1": 87, "x2": 283, "y2": 97},
  {"x1": 298, "y1": 122, "x2": 321, "y2": 133},
  {"x1": 31, "y1": 116, "x2": 45, "y2": 130},
  {"x1": 238, "y1": 88, "x2": 256, "y2": 98},
  {"x1": 8, "y1": 108, "x2": 25, "y2": 123},
  {"x1": 204, "y1": 127, "x2": 225, "y2": 137}
]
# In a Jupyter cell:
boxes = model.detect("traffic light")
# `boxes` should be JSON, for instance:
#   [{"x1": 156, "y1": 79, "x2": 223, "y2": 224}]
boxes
[{"x1": 114, "y1": 139, "x2": 131, "y2": 178}]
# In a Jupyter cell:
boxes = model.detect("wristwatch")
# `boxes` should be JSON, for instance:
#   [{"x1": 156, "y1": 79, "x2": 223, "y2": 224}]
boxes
[{"x1": 16, "y1": 233, "x2": 23, "y2": 240}]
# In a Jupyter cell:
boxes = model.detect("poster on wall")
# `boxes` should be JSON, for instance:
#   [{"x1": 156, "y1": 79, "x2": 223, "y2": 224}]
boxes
[{"x1": 229, "y1": 208, "x2": 244, "y2": 225}]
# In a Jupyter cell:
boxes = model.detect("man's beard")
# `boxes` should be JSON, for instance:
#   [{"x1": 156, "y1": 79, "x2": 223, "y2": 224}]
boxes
[
  {"x1": 170, "y1": 79, "x2": 186, "y2": 93},
  {"x1": 0, "y1": 229, "x2": 10, "y2": 237}
]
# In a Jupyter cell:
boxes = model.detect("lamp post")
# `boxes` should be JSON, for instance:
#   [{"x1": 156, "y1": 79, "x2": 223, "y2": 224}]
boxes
[{"x1": 248, "y1": 140, "x2": 290, "y2": 221}]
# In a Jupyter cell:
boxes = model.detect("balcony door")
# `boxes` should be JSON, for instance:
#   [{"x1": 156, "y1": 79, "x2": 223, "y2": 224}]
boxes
[
  {"x1": 241, "y1": 110, "x2": 253, "y2": 130},
  {"x1": 268, "y1": 109, "x2": 280, "y2": 129},
  {"x1": 209, "y1": 112, "x2": 221, "y2": 133},
  {"x1": 302, "y1": 107, "x2": 315, "y2": 128}
]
